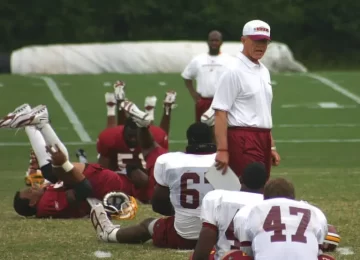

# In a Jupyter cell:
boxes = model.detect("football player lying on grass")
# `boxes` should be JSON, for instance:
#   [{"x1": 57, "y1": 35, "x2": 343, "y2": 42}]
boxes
[
  {"x1": 0, "y1": 104, "x2": 137, "y2": 219},
  {"x1": 76, "y1": 81, "x2": 175, "y2": 174}
]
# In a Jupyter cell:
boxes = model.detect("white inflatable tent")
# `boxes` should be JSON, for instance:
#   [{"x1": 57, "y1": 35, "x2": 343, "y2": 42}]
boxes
[{"x1": 10, "y1": 41, "x2": 307, "y2": 75}]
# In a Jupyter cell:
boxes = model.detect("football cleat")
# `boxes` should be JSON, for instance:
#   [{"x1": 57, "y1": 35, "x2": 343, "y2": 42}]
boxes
[
  {"x1": 0, "y1": 103, "x2": 32, "y2": 128},
  {"x1": 10, "y1": 105, "x2": 49, "y2": 128},
  {"x1": 105, "y1": 92, "x2": 116, "y2": 107},
  {"x1": 90, "y1": 203, "x2": 120, "y2": 242},
  {"x1": 144, "y1": 96, "x2": 157, "y2": 122},
  {"x1": 163, "y1": 90, "x2": 177, "y2": 115},
  {"x1": 113, "y1": 80, "x2": 126, "y2": 101},
  {"x1": 220, "y1": 250, "x2": 253, "y2": 260},
  {"x1": 103, "y1": 191, "x2": 138, "y2": 220},
  {"x1": 121, "y1": 101, "x2": 151, "y2": 127},
  {"x1": 76, "y1": 148, "x2": 88, "y2": 164},
  {"x1": 322, "y1": 224, "x2": 340, "y2": 252},
  {"x1": 201, "y1": 107, "x2": 215, "y2": 126}
]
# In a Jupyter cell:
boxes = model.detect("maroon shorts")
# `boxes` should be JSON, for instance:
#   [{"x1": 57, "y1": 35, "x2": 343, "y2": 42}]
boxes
[
  {"x1": 152, "y1": 216, "x2": 198, "y2": 249},
  {"x1": 195, "y1": 97, "x2": 213, "y2": 122},
  {"x1": 227, "y1": 127, "x2": 272, "y2": 181}
]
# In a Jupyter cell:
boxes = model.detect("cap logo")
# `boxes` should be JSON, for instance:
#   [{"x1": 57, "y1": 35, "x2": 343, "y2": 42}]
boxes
[{"x1": 254, "y1": 27, "x2": 269, "y2": 33}]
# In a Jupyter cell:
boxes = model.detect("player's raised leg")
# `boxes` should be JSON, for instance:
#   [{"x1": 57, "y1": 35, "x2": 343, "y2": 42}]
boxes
[
  {"x1": 144, "y1": 96, "x2": 157, "y2": 124},
  {"x1": 113, "y1": 80, "x2": 127, "y2": 126},
  {"x1": 105, "y1": 92, "x2": 117, "y2": 128},
  {"x1": 159, "y1": 90, "x2": 176, "y2": 135}
]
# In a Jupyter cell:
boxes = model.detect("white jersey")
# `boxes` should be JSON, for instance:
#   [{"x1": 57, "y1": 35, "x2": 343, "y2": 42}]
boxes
[
  {"x1": 234, "y1": 198, "x2": 328, "y2": 260},
  {"x1": 201, "y1": 189, "x2": 263, "y2": 260},
  {"x1": 181, "y1": 53, "x2": 234, "y2": 98},
  {"x1": 211, "y1": 52, "x2": 273, "y2": 129},
  {"x1": 154, "y1": 152, "x2": 216, "y2": 240}
]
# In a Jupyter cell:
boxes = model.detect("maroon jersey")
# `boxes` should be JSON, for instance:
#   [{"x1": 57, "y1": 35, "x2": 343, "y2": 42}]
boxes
[
  {"x1": 97, "y1": 125, "x2": 168, "y2": 173},
  {"x1": 36, "y1": 164, "x2": 131, "y2": 218}
]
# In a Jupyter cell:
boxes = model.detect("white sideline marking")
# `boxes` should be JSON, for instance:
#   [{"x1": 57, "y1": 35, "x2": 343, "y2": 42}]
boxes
[
  {"x1": 1, "y1": 138, "x2": 360, "y2": 147},
  {"x1": 277, "y1": 123, "x2": 360, "y2": 128},
  {"x1": 337, "y1": 247, "x2": 354, "y2": 255},
  {"x1": 33, "y1": 76, "x2": 92, "y2": 142},
  {"x1": 306, "y1": 73, "x2": 360, "y2": 104}
]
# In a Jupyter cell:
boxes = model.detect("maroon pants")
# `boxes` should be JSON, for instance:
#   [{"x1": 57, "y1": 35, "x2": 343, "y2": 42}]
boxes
[
  {"x1": 195, "y1": 97, "x2": 213, "y2": 122},
  {"x1": 227, "y1": 127, "x2": 272, "y2": 181}
]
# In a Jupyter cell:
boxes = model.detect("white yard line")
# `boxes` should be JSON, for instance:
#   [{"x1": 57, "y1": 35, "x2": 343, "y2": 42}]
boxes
[
  {"x1": 306, "y1": 73, "x2": 360, "y2": 104},
  {"x1": 1, "y1": 139, "x2": 360, "y2": 147},
  {"x1": 277, "y1": 123, "x2": 360, "y2": 128},
  {"x1": 31, "y1": 76, "x2": 92, "y2": 142}
]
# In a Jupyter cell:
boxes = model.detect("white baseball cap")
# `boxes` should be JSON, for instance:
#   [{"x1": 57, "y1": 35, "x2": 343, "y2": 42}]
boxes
[{"x1": 242, "y1": 20, "x2": 271, "y2": 41}]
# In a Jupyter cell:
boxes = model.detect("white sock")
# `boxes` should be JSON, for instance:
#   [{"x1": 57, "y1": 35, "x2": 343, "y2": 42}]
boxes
[
  {"x1": 145, "y1": 109, "x2": 155, "y2": 121},
  {"x1": 148, "y1": 219, "x2": 159, "y2": 236},
  {"x1": 38, "y1": 123, "x2": 69, "y2": 159},
  {"x1": 108, "y1": 228, "x2": 120, "y2": 242},
  {"x1": 107, "y1": 106, "x2": 116, "y2": 116},
  {"x1": 25, "y1": 126, "x2": 50, "y2": 168}
]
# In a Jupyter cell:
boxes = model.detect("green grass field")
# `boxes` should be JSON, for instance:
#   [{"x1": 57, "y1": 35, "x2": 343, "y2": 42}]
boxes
[{"x1": 0, "y1": 71, "x2": 359, "y2": 259}]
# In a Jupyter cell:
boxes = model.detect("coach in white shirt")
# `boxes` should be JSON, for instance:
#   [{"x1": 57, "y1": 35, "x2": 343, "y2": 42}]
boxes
[
  {"x1": 211, "y1": 20, "x2": 281, "y2": 181},
  {"x1": 181, "y1": 30, "x2": 233, "y2": 122}
]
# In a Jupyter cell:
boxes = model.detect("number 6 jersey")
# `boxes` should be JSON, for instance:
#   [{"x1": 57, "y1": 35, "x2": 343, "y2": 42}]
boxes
[
  {"x1": 234, "y1": 198, "x2": 328, "y2": 260},
  {"x1": 154, "y1": 152, "x2": 216, "y2": 240},
  {"x1": 200, "y1": 190, "x2": 263, "y2": 260}
]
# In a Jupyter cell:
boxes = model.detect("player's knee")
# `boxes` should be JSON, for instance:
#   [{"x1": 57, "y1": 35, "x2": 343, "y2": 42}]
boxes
[{"x1": 140, "y1": 218, "x2": 158, "y2": 236}]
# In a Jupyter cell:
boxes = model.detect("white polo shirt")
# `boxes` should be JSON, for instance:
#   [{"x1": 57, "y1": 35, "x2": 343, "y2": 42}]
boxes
[
  {"x1": 211, "y1": 52, "x2": 273, "y2": 129},
  {"x1": 181, "y1": 53, "x2": 233, "y2": 98}
]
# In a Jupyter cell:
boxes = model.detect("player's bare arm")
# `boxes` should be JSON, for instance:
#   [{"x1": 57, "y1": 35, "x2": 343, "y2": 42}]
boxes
[
  {"x1": 159, "y1": 90, "x2": 176, "y2": 134},
  {"x1": 47, "y1": 144, "x2": 93, "y2": 204},
  {"x1": 151, "y1": 184, "x2": 174, "y2": 216},
  {"x1": 126, "y1": 165, "x2": 149, "y2": 189},
  {"x1": 192, "y1": 225, "x2": 218, "y2": 260},
  {"x1": 184, "y1": 79, "x2": 201, "y2": 102},
  {"x1": 270, "y1": 133, "x2": 281, "y2": 166},
  {"x1": 214, "y1": 110, "x2": 229, "y2": 173},
  {"x1": 137, "y1": 126, "x2": 158, "y2": 158}
]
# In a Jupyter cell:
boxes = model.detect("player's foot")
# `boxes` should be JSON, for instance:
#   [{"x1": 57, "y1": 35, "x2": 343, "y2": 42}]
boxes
[
  {"x1": 144, "y1": 96, "x2": 157, "y2": 121},
  {"x1": 113, "y1": 80, "x2": 126, "y2": 101},
  {"x1": 9, "y1": 105, "x2": 49, "y2": 129},
  {"x1": 0, "y1": 103, "x2": 32, "y2": 128},
  {"x1": 163, "y1": 90, "x2": 177, "y2": 115},
  {"x1": 201, "y1": 107, "x2": 215, "y2": 126},
  {"x1": 76, "y1": 149, "x2": 88, "y2": 163},
  {"x1": 105, "y1": 92, "x2": 116, "y2": 107},
  {"x1": 121, "y1": 101, "x2": 151, "y2": 127},
  {"x1": 90, "y1": 203, "x2": 120, "y2": 243}
]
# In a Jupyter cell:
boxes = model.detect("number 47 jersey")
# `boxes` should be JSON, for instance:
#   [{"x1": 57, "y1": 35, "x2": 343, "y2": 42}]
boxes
[
  {"x1": 234, "y1": 198, "x2": 328, "y2": 260},
  {"x1": 154, "y1": 152, "x2": 216, "y2": 240}
]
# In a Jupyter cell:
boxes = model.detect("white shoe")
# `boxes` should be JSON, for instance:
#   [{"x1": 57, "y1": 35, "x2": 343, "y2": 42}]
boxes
[
  {"x1": 105, "y1": 92, "x2": 116, "y2": 107},
  {"x1": 144, "y1": 96, "x2": 157, "y2": 121},
  {"x1": 201, "y1": 107, "x2": 215, "y2": 126},
  {"x1": 113, "y1": 81, "x2": 126, "y2": 101},
  {"x1": 163, "y1": 91, "x2": 177, "y2": 115},
  {"x1": 121, "y1": 101, "x2": 151, "y2": 127},
  {"x1": 90, "y1": 203, "x2": 120, "y2": 243},
  {"x1": 0, "y1": 104, "x2": 32, "y2": 128},
  {"x1": 10, "y1": 105, "x2": 49, "y2": 128}
]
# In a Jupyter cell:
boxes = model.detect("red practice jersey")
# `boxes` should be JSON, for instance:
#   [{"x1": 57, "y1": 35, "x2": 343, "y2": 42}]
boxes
[{"x1": 97, "y1": 125, "x2": 168, "y2": 173}]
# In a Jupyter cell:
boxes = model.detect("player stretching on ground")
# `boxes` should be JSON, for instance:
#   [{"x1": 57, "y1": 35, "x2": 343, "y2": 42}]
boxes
[
  {"x1": 191, "y1": 162, "x2": 267, "y2": 260},
  {"x1": 91, "y1": 122, "x2": 217, "y2": 249},
  {"x1": 228, "y1": 178, "x2": 337, "y2": 260},
  {"x1": 0, "y1": 104, "x2": 158, "y2": 218}
]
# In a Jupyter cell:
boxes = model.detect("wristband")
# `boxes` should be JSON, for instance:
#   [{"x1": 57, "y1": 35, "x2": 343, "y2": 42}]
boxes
[
  {"x1": 62, "y1": 161, "x2": 74, "y2": 172},
  {"x1": 271, "y1": 146, "x2": 276, "y2": 151}
]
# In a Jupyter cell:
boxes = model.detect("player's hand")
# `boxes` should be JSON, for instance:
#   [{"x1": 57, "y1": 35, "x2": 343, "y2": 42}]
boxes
[
  {"x1": 271, "y1": 150, "x2": 281, "y2": 166},
  {"x1": 46, "y1": 144, "x2": 67, "y2": 166},
  {"x1": 215, "y1": 150, "x2": 229, "y2": 174}
]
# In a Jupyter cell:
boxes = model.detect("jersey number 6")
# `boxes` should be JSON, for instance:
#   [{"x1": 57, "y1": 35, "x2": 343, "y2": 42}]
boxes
[
  {"x1": 263, "y1": 206, "x2": 311, "y2": 243},
  {"x1": 180, "y1": 172, "x2": 209, "y2": 209}
]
